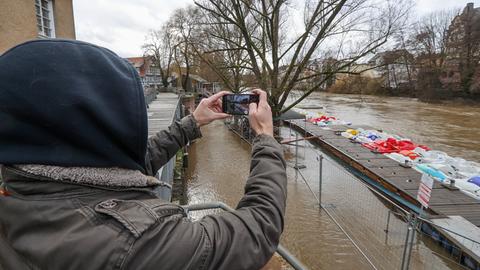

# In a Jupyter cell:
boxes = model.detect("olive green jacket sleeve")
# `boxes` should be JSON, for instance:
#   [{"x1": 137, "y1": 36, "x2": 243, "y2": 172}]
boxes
[
  {"x1": 200, "y1": 135, "x2": 288, "y2": 269},
  {"x1": 145, "y1": 115, "x2": 202, "y2": 175},
  {"x1": 125, "y1": 134, "x2": 287, "y2": 270}
]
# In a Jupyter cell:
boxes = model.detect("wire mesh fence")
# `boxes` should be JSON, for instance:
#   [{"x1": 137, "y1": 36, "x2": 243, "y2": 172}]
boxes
[
  {"x1": 413, "y1": 218, "x2": 479, "y2": 270},
  {"x1": 222, "y1": 122, "x2": 479, "y2": 270},
  {"x1": 144, "y1": 86, "x2": 158, "y2": 105},
  {"x1": 300, "y1": 142, "x2": 478, "y2": 270},
  {"x1": 319, "y1": 156, "x2": 412, "y2": 270},
  {"x1": 280, "y1": 125, "x2": 479, "y2": 270},
  {"x1": 225, "y1": 116, "x2": 254, "y2": 144}
]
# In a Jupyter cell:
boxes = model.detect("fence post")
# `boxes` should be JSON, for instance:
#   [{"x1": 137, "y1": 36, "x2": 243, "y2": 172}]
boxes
[
  {"x1": 385, "y1": 210, "x2": 391, "y2": 233},
  {"x1": 400, "y1": 213, "x2": 416, "y2": 270},
  {"x1": 294, "y1": 133, "x2": 299, "y2": 181},
  {"x1": 294, "y1": 133, "x2": 299, "y2": 169},
  {"x1": 318, "y1": 154, "x2": 323, "y2": 208}
]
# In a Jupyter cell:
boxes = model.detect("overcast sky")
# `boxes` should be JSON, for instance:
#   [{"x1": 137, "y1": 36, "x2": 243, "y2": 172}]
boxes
[{"x1": 73, "y1": 0, "x2": 480, "y2": 58}]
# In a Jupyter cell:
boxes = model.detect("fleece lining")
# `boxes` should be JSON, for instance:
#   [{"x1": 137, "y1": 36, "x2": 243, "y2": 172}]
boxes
[{"x1": 14, "y1": 165, "x2": 160, "y2": 187}]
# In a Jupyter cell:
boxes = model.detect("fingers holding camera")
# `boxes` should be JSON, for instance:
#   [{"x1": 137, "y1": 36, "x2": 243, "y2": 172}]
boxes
[
  {"x1": 193, "y1": 91, "x2": 230, "y2": 127},
  {"x1": 249, "y1": 89, "x2": 274, "y2": 137},
  {"x1": 206, "y1": 91, "x2": 229, "y2": 105},
  {"x1": 211, "y1": 98, "x2": 223, "y2": 113}
]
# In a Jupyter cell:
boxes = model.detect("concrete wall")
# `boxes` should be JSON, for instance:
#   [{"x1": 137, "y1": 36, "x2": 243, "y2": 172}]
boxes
[{"x1": 0, "y1": 0, "x2": 76, "y2": 54}]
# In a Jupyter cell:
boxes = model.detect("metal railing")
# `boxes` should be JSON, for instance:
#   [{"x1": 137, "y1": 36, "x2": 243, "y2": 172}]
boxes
[
  {"x1": 183, "y1": 202, "x2": 309, "y2": 270},
  {"x1": 145, "y1": 88, "x2": 183, "y2": 201},
  {"x1": 144, "y1": 86, "x2": 158, "y2": 105},
  {"x1": 316, "y1": 155, "x2": 414, "y2": 270},
  {"x1": 224, "y1": 116, "x2": 480, "y2": 269},
  {"x1": 155, "y1": 96, "x2": 184, "y2": 201},
  {"x1": 289, "y1": 134, "x2": 480, "y2": 270},
  {"x1": 225, "y1": 116, "x2": 254, "y2": 145}
]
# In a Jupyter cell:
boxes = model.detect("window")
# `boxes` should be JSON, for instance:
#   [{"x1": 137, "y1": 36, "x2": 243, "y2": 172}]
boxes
[{"x1": 35, "y1": 0, "x2": 55, "y2": 38}]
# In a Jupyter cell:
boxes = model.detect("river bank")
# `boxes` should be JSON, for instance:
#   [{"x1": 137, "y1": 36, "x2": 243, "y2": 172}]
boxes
[{"x1": 325, "y1": 89, "x2": 480, "y2": 106}]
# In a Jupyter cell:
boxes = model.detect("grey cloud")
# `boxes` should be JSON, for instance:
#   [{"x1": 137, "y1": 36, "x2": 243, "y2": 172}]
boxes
[{"x1": 73, "y1": 0, "x2": 192, "y2": 57}]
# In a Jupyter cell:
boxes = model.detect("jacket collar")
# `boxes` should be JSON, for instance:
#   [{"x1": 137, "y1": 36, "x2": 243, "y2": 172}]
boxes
[
  {"x1": 1, "y1": 166, "x2": 158, "y2": 198},
  {"x1": 14, "y1": 164, "x2": 160, "y2": 187}
]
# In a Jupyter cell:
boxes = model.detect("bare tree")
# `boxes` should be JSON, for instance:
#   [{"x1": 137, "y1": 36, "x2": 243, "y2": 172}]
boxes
[
  {"x1": 168, "y1": 6, "x2": 203, "y2": 91},
  {"x1": 410, "y1": 9, "x2": 459, "y2": 69},
  {"x1": 186, "y1": 2, "x2": 255, "y2": 93},
  {"x1": 193, "y1": 13, "x2": 251, "y2": 93},
  {"x1": 142, "y1": 26, "x2": 175, "y2": 87},
  {"x1": 193, "y1": 0, "x2": 412, "y2": 115}
]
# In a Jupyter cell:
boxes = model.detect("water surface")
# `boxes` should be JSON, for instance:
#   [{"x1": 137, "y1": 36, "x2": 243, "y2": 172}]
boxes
[
  {"x1": 184, "y1": 120, "x2": 467, "y2": 269},
  {"x1": 290, "y1": 92, "x2": 480, "y2": 162}
]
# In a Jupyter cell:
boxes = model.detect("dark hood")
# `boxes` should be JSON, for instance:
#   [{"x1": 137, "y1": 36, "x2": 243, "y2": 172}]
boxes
[{"x1": 0, "y1": 39, "x2": 148, "y2": 172}]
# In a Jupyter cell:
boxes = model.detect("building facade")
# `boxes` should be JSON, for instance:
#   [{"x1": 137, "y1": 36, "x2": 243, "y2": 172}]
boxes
[
  {"x1": 0, "y1": 0, "x2": 76, "y2": 54},
  {"x1": 126, "y1": 56, "x2": 163, "y2": 87},
  {"x1": 444, "y1": 2, "x2": 480, "y2": 94},
  {"x1": 369, "y1": 50, "x2": 415, "y2": 89}
]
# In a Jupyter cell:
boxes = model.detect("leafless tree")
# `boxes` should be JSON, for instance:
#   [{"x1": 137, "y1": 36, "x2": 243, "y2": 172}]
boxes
[
  {"x1": 168, "y1": 6, "x2": 203, "y2": 91},
  {"x1": 142, "y1": 26, "x2": 175, "y2": 87},
  {"x1": 409, "y1": 9, "x2": 459, "y2": 69},
  {"x1": 193, "y1": 12, "x2": 251, "y2": 93},
  {"x1": 193, "y1": 0, "x2": 412, "y2": 115}
]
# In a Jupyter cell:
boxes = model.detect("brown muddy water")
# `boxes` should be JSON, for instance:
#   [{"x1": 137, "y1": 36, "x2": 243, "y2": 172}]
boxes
[
  {"x1": 184, "y1": 119, "x2": 469, "y2": 270},
  {"x1": 289, "y1": 92, "x2": 480, "y2": 162}
]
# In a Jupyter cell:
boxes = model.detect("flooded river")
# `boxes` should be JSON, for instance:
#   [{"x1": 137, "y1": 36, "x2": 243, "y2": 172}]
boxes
[
  {"x1": 184, "y1": 121, "x2": 372, "y2": 269},
  {"x1": 184, "y1": 93, "x2": 478, "y2": 269},
  {"x1": 290, "y1": 92, "x2": 480, "y2": 162}
]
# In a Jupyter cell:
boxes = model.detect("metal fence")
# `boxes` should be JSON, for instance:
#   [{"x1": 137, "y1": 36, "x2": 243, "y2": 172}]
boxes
[
  {"x1": 223, "y1": 115, "x2": 480, "y2": 270},
  {"x1": 144, "y1": 86, "x2": 158, "y2": 105},
  {"x1": 293, "y1": 141, "x2": 479, "y2": 270},
  {"x1": 183, "y1": 202, "x2": 309, "y2": 270},
  {"x1": 225, "y1": 116, "x2": 254, "y2": 145},
  {"x1": 154, "y1": 97, "x2": 183, "y2": 201},
  {"x1": 144, "y1": 87, "x2": 184, "y2": 202},
  {"x1": 316, "y1": 155, "x2": 416, "y2": 270}
]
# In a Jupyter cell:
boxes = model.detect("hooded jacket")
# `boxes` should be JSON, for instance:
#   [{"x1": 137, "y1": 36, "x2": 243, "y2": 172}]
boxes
[
  {"x1": 0, "y1": 39, "x2": 148, "y2": 172},
  {"x1": 0, "y1": 40, "x2": 287, "y2": 270}
]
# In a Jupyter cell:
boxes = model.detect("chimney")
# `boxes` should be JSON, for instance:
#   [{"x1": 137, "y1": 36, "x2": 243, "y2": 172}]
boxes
[{"x1": 464, "y1": 2, "x2": 474, "y2": 13}]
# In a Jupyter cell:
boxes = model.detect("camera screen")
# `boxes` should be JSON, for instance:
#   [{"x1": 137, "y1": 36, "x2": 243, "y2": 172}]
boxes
[{"x1": 223, "y1": 95, "x2": 257, "y2": 115}]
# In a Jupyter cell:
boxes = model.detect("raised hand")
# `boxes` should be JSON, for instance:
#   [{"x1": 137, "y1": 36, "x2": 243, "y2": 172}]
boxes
[
  {"x1": 248, "y1": 89, "x2": 273, "y2": 137},
  {"x1": 192, "y1": 91, "x2": 230, "y2": 127}
]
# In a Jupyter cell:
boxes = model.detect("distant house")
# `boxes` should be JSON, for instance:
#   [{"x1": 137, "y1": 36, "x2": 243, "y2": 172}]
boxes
[
  {"x1": 368, "y1": 50, "x2": 415, "y2": 88},
  {"x1": 200, "y1": 82, "x2": 222, "y2": 94},
  {"x1": 304, "y1": 58, "x2": 381, "y2": 88},
  {"x1": 302, "y1": 58, "x2": 325, "y2": 88},
  {"x1": 170, "y1": 69, "x2": 221, "y2": 94},
  {"x1": 125, "y1": 56, "x2": 162, "y2": 87},
  {"x1": 0, "y1": 0, "x2": 76, "y2": 54},
  {"x1": 446, "y1": 2, "x2": 480, "y2": 64},
  {"x1": 444, "y1": 2, "x2": 480, "y2": 94},
  {"x1": 335, "y1": 62, "x2": 381, "y2": 79},
  {"x1": 281, "y1": 57, "x2": 341, "y2": 90}
]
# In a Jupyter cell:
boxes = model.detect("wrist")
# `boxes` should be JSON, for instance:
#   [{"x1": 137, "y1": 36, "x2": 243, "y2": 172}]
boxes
[
  {"x1": 180, "y1": 115, "x2": 203, "y2": 141},
  {"x1": 191, "y1": 111, "x2": 204, "y2": 127},
  {"x1": 254, "y1": 129, "x2": 274, "y2": 137},
  {"x1": 253, "y1": 133, "x2": 278, "y2": 145}
]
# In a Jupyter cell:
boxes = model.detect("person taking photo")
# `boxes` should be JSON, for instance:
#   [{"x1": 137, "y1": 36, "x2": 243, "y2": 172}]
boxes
[{"x1": 0, "y1": 39, "x2": 287, "y2": 270}]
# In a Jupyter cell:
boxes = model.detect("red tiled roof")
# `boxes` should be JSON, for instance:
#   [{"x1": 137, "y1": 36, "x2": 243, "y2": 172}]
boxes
[{"x1": 125, "y1": 57, "x2": 145, "y2": 68}]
